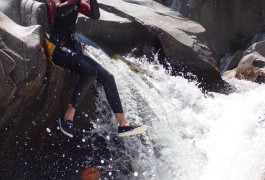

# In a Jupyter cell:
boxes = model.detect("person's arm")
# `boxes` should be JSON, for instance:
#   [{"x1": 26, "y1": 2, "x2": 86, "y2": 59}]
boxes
[
  {"x1": 79, "y1": 0, "x2": 100, "y2": 20},
  {"x1": 46, "y1": 0, "x2": 80, "y2": 18}
]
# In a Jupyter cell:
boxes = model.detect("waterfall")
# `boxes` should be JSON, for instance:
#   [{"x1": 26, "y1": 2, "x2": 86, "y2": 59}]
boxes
[{"x1": 82, "y1": 42, "x2": 265, "y2": 180}]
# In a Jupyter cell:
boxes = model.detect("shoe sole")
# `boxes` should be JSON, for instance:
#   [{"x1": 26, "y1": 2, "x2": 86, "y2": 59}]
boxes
[
  {"x1": 117, "y1": 125, "x2": 148, "y2": 137},
  {"x1": 59, "y1": 118, "x2": 73, "y2": 138}
]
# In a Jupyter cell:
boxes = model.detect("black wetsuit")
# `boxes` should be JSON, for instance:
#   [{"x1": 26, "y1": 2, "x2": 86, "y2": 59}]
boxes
[{"x1": 46, "y1": 0, "x2": 123, "y2": 113}]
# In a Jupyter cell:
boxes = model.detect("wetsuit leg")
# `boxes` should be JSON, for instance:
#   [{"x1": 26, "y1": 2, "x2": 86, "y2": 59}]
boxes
[
  {"x1": 82, "y1": 55, "x2": 124, "y2": 113},
  {"x1": 51, "y1": 46, "x2": 97, "y2": 109},
  {"x1": 51, "y1": 44, "x2": 123, "y2": 113}
]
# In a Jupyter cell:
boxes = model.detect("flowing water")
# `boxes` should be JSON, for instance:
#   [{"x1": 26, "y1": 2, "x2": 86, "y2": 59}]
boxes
[{"x1": 82, "y1": 42, "x2": 265, "y2": 180}]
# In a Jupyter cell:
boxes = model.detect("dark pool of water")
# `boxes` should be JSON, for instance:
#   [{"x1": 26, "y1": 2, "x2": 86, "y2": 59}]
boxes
[{"x1": 0, "y1": 117, "x2": 133, "y2": 179}]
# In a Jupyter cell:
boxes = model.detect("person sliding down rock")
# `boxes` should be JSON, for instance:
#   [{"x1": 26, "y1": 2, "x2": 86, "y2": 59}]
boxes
[{"x1": 45, "y1": 0, "x2": 147, "y2": 138}]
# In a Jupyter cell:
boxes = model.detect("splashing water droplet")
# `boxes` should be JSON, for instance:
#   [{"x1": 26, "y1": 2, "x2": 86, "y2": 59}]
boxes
[
  {"x1": 106, "y1": 136, "x2": 110, "y2": 140},
  {"x1": 46, "y1": 128, "x2": 51, "y2": 133}
]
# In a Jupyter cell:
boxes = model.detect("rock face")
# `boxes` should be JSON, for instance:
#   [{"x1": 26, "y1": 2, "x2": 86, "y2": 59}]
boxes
[
  {"x1": 160, "y1": 0, "x2": 265, "y2": 56},
  {"x1": 220, "y1": 50, "x2": 244, "y2": 73},
  {"x1": 0, "y1": 12, "x2": 46, "y2": 127},
  {"x1": 21, "y1": 0, "x2": 48, "y2": 29},
  {"x1": 0, "y1": 0, "x2": 72, "y2": 148},
  {"x1": 78, "y1": 0, "x2": 226, "y2": 92},
  {"x1": 235, "y1": 52, "x2": 265, "y2": 83},
  {"x1": 222, "y1": 37, "x2": 265, "y2": 83},
  {"x1": 0, "y1": 0, "x2": 21, "y2": 24},
  {"x1": 89, "y1": 0, "x2": 219, "y2": 71},
  {"x1": 0, "y1": 0, "x2": 47, "y2": 27}
]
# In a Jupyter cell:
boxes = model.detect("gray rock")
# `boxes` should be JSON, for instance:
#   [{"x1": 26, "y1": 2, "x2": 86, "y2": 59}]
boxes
[
  {"x1": 235, "y1": 52, "x2": 265, "y2": 83},
  {"x1": 0, "y1": 0, "x2": 48, "y2": 28},
  {"x1": 77, "y1": 10, "x2": 135, "y2": 48},
  {"x1": 249, "y1": 33, "x2": 265, "y2": 45},
  {"x1": 244, "y1": 41, "x2": 265, "y2": 57},
  {"x1": 80, "y1": 0, "x2": 219, "y2": 74},
  {"x1": 0, "y1": 11, "x2": 46, "y2": 126},
  {"x1": 220, "y1": 50, "x2": 243, "y2": 73},
  {"x1": 228, "y1": 50, "x2": 244, "y2": 71},
  {"x1": 21, "y1": 0, "x2": 48, "y2": 29},
  {"x1": 162, "y1": 0, "x2": 265, "y2": 56},
  {"x1": 77, "y1": 0, "x2": 229, "y2": 94},
  {"x1": 0, "y1": 0, "x2": 21, "y2": 24},
  {"x1": 0, "y1": 4, "x2": 98, "y2": 146},
  {"x1": 223, "y1": 41, "x2": 265, "y2": 84},
  {"x1": 0, "y1": 47, "x2": 16, "y2": 108}
]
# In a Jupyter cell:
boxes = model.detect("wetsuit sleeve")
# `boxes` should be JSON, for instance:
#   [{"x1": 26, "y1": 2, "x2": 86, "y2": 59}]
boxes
[
  {"x1": 79, "y1": 0, "x2": 100, "y2": 20},
  {"x1": 46, "y1": 0, "x2": 80, "y2": 19}
]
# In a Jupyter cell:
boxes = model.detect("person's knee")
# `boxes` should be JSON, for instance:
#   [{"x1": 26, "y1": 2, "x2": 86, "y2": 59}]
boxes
[
  {"x1": 89, "y1": 68, "x2": 98, "y2": 78},
  {"x1": 80, "y1": 66, "x2": 97, "y2": 79},
  {"x1": 106, "y1": 73, "x2": 115, "y2": 84},
  {"x1": 103, "y1": 73, "x2": 116, "y2": 89}
]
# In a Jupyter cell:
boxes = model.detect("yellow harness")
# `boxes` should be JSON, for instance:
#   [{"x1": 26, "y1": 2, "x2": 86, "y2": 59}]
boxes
[{"x1": 45, "y1": 39, "x2": 56, "y2": 60}]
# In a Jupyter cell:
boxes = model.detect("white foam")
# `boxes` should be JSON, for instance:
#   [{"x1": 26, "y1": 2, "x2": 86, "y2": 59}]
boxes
[{"x1": 84, "y1": 44, "x2": 265, "y2": 180}]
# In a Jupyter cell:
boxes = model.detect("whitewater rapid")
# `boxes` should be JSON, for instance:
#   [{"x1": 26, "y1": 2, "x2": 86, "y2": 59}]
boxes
[{"x1": 83, "y1": 43, "x2": 265, "y2": 180}]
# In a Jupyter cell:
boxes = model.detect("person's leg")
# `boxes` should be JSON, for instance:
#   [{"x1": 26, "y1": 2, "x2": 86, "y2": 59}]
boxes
[
  {"x1": 64, "y1": 105, "x2": 76, "y2": 121},
  {"x1": 115, "y1": 113, "x2": 129, "y2": 126},
  {"x1": 82, "y1": 56, "x2": 148, "y2": 136},
  {"x1": 52, "y1": 46, "x2": 97, "y2": 121},
  {"x1": 82, "y1": 56, "x2": 130, "y2": 126},
  {"x1": 52, "y1": 47, "x2": 147, "y2": 137}
]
